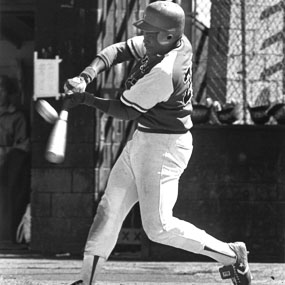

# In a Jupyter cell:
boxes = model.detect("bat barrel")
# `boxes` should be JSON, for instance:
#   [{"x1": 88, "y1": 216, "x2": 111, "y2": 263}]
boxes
[{"x1": 45, "y1": 110, "x2": 68, "y2": 164}]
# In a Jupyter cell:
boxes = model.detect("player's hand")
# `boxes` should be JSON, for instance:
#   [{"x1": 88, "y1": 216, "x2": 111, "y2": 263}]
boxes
[
  {"x1": 64, "y1": 76, "x2": 87, "y2": 94},
  {"x1": 63, "y1": 92, "x2": 89, "y2": 109}
]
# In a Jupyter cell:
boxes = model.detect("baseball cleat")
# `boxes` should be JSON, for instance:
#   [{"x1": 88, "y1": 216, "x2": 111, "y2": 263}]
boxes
[
  {"x1": 69, "y1": 280, "x2": 83, "y2": 285},
  {"x1": 219, "y1": 242, "x2": 252, "y2": 285}
]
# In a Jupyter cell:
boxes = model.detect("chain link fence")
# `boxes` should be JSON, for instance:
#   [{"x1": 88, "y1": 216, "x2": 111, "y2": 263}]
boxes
[{"x1": 190, "y1": 0, "x2": 285, "y2": 125}]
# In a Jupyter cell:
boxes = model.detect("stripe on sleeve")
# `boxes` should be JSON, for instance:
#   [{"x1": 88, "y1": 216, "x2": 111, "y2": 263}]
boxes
[
  {"x1": 121, "y1": 94, "x2": 148, "y2": 113},
  {"x1": 127, "y1": 38, "x2": 143, "y2": 60},
  {"x1": 96, "y1": 54, "x2": 110, "y2": 69}
]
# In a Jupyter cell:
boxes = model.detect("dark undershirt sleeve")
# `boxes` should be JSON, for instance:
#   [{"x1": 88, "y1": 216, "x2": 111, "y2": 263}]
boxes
[
  {"x1": 66, "y1": 92, "x2": 141, "y2": 120},
  {"x1": 80, "y1": 42, "x2": 136, "y2": 83}
]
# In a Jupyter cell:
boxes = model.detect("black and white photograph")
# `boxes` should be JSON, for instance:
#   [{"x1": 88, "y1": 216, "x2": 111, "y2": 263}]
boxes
[{"x1": 0, "y1": 0, "x2": 284, "y2": 284}]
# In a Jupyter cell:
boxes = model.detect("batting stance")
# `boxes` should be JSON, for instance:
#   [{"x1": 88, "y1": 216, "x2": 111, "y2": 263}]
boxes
[{"x1": 64, "y1": 2, "x2": 252, "y2": 285}]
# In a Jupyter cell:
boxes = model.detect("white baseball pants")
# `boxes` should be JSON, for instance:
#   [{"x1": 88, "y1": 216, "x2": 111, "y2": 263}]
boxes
[{"x1": 84, "y1": 129, "x2": 236, "y2": 265}]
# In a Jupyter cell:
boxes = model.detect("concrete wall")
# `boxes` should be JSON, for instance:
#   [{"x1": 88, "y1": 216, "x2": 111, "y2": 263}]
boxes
[
  {"x1": 30, "y1": 0, "x2": 99, "y2": 254},
  {"x1": 31, "y1": 100, "x2": 96, "y2": 254}
]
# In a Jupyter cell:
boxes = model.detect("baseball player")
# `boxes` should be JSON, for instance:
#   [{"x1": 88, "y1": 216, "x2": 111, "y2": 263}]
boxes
[{"x1": 64, "y1": 2, "x2": 252, "y2": 284}]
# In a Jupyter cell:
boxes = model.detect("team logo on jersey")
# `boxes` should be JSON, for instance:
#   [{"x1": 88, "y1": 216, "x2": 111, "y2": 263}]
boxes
[
  {"x1": 125, "y1": 55, "x2": 163, "y2": 90},
  {"x1": 125, "y1": 56, "x2": 149, "y2": 89},
  {"x1": 183, "y1": 66, "x2": 193, "y2": 104},
  {"x1": 139, "y1": 56, "x2": 149, "y2": 74}
]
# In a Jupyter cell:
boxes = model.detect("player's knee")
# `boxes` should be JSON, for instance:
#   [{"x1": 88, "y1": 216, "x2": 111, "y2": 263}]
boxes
[
  {"x1": 143, "y1": 223, "x2": 167, "y2": 243},
  {"x1": 144, "y1": 228, "x2": 161, "y2": 243},
  {"x1": 96, "y1": 195, "x2": 117, "y2": 218}
]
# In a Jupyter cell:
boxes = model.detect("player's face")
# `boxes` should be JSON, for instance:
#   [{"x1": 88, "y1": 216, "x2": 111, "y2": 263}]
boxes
[{"x1": 143, "y1": 31, "x2": 167, "y2": 55}]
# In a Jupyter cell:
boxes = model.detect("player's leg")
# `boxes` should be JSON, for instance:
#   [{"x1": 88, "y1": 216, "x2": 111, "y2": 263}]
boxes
[
  {"x1": 72, "y1": 140, "x2": 139, "y2": 285},
  {"x1": 219, "y1": 242, "x2": 252, "y2": 285},
  {"x1": 133, "y1": 131, "x2": 251, "y2": 284}
]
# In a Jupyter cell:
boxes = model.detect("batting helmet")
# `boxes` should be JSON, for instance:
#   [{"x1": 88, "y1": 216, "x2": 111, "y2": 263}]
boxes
[{"x1": 133, "y1": 1, "x2": 185, "y2": 46}]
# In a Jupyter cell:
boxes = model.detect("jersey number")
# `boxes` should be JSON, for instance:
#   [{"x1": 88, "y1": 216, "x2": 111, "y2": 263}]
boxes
[{"x1": 183, "y1": 66, "x2": 192, "y2": 104}]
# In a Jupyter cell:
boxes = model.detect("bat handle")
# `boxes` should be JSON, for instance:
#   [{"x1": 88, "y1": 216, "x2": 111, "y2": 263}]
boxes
[
  {"x1": 62, "y1": 94, "x2": 74, "y2": 111},
  {"x1": 59, "y1": 109, "x2": 68, "y2": 121},
  {"x1": 62, "y1": 98, "x2": 70, "y2": 111}
]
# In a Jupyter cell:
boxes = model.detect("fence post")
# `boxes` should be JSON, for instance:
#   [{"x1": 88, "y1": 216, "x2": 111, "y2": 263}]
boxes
[{"x1": 241, "y1": 0, "x2": 247, "y2": 124}]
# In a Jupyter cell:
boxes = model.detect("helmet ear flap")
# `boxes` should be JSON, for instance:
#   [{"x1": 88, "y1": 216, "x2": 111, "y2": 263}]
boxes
[{"x1": 157, "y1": 31, "x2": 174, "y2": 45}]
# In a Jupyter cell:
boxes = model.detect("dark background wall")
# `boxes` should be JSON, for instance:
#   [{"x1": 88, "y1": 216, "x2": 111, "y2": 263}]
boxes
[
  {"x1": 29, "y1": 0, "x2": 99, "y2": 254},
  {"x1": 31, "y1": 99, "x2": 95, "y2": 254}
]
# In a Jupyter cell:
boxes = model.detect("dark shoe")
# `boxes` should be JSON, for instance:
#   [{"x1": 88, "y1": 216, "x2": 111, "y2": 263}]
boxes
[
  {"x1": 69, "y1": 280, "x2": 83, "y2": 285},
  {"x1": 219, "y1": 242, "x2": 252, "y2": 285}
]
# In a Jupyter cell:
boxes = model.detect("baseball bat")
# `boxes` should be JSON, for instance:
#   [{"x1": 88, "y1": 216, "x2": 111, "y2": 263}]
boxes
[
  {"x1": 35, "y1": 99, "x2": 59, "y2": 124},
  {"x1": 45, "y1": 101, "x2": 69, "y2": 164}
]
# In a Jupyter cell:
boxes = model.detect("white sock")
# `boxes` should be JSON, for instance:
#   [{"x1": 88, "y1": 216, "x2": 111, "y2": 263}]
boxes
[{"x1": 200, "y1": 235, "x2": 237, "y2": 265}]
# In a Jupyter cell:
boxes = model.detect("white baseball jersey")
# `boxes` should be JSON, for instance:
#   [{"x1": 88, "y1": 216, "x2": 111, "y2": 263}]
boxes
[
  {"x1": 121, "y1": 35, "x2": 193, "y2": 133},
  {"x1": 97, "y1": 35, "x2": 193, "y2": 133}
]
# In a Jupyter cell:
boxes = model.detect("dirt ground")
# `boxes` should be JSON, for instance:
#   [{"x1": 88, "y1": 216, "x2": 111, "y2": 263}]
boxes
[{"x1": 0, "y1": 254, "x2": 285, "y2": 285}]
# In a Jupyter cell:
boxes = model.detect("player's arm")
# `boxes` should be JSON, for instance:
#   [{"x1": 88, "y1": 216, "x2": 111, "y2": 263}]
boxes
[
  {"x1": 88, "y1": 35, "x2": 145, "y2": 73},
  {"x1": 79, "y1": 42, "x2": 135, "y2": 84},
  {"x1": 64, "y1": 36, "x2": 145, "y2": 93},
  {"x1": 66, "y1": 92, "x2": 141, "y2": 120}
]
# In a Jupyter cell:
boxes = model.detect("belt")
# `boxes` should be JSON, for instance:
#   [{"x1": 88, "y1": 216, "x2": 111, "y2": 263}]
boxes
[{"x1": 137, "y1": 126, "x2": 189, "y2": 134}]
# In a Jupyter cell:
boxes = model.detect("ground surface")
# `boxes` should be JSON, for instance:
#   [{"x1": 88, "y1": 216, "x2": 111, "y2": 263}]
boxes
[{"x1": 0, "y1": 254, "x2": 285, "y2": 285}]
